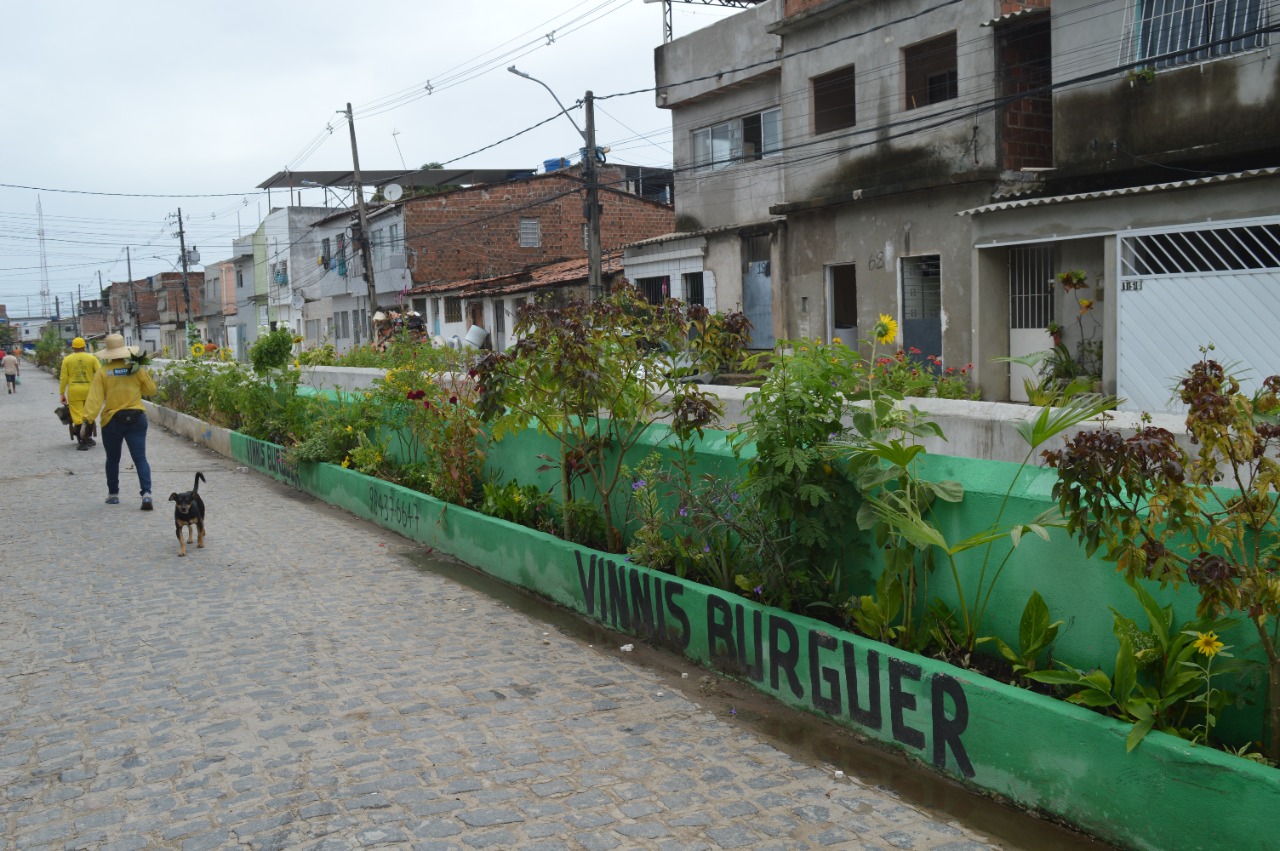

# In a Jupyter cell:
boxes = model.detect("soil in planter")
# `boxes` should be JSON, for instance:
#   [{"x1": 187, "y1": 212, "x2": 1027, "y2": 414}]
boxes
[{"x1": 409, "y1": 548, "x2": 1114, "y2": 851}]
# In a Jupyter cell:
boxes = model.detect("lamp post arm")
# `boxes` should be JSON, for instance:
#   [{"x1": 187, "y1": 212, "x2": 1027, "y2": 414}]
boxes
[{"x1": 507, "y1": 66, "x2": 586, "y2": 141}]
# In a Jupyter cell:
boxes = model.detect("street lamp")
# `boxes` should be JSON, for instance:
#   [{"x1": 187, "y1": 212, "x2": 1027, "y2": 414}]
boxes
[{"x1": 508, "y1": 66, "x2": 603, "y2": 301}]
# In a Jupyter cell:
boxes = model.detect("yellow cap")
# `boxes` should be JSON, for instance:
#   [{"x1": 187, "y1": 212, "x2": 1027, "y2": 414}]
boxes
[{"x1": 72, "y1": 337, "x2": 86, "y2": 349}]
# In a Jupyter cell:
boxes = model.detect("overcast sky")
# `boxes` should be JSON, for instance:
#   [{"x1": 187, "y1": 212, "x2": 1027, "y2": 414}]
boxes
[{"x1": 0, "y1": 0, "x2": 742, "y2": 315}]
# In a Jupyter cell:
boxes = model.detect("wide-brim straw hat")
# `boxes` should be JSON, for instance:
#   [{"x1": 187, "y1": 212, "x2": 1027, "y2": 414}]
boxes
[{"x1": 98, "y1": 333, "x2": 140, "y2": 361}]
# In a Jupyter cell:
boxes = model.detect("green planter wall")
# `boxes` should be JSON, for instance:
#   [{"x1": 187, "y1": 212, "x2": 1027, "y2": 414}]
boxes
[{"x1": 229, "y1": 431, "x2": 1280, "y2": 851}]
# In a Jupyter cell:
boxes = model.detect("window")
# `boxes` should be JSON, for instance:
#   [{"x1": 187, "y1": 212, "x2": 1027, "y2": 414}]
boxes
[
  {"x1": 273, "y1": 260, "x2": 288, "y2": 287},
  {"x1": 636, "y1": 276, "x2": 669, "y2": 305},
  {"x1": 812, "y1": 66, "x2": 857, "y2": 134},
  {"x1": 683, "y1": 272, "x2": 705, "y2": 307},
  {"x1": 519, "y1": 218, "x2": 541, "y2": 248},
  {"x1": 903, "y1": 32, "x2": 958, "y2": 110},
  {"x1": 389, "y1": 224, "x2": 400, "y2": 252},
  {"x1": 444, "y1": 296, "x2": 463, "y2": 323},
  {"x1": 321, "y1": 238, "x2": 331, "y2": 268},
  {"x1": 336, "y1": 234, "x2": 348, "y2": 277},
  {"x1": 236, "y1": 270, "x2": 244, "y2": 289},
  {"x1": 692, "y1": 108, "x2": 781, "y2": 169},
  {"x1": 1136, "y1": 0, "x2": 1266, "y2": 68}
]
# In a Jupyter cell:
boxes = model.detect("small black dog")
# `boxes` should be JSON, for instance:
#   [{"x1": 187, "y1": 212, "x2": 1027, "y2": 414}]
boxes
[{"x1": 169, "y1": 472, "x2": 206, "y2": 557}]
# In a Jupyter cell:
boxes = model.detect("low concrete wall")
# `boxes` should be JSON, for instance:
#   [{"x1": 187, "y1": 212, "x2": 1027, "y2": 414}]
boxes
[
  {"x1": 294, "y1": 367, "x2": 1190, "y2": 466},
  {"x1": 142, "y1": 400, "x2": 232, "y2": 457},
  {"x1": 226, "y1": 431, "x2": 1280, "y2": 851}
]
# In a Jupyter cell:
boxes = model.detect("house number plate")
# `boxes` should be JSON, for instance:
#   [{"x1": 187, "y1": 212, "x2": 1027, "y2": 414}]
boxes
[{"x1": 1122, "y1": 280, "x2": 1143, "y2": 292}]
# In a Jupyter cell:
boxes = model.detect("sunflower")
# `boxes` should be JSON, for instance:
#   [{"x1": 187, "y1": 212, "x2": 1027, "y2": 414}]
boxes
[
  {"x1": 1192, "y1": 631, "x2": 1225, "y2": 658},
  {"x1": 190, "y1": 342, "x2": 205, "y2": 357},
  {"x1": 872, "y1": 313, "x2": 899, "y2": 345}
]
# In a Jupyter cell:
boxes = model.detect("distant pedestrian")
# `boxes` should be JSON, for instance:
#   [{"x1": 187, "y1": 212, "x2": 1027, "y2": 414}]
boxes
[
  {"x1": 82, "y1": 334, "x2": 157, "y2": 509},
  {"x1": 2, "y1": 349, "x2": 18, "y2": 393},
  {"x1": 60, "y1": 337, "x2": 101, "y2": 450}
]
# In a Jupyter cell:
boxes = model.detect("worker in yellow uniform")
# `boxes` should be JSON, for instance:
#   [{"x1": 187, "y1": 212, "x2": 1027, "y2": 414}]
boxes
[
  {"x1": 59, "y1": 336, "x2": 102, "y2": 450},
  {"x1": 82, "y1": 333, "x2": 157, "y2": 508}
]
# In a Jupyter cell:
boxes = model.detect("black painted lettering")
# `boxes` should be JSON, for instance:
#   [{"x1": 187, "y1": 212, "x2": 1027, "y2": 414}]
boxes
[
  {"x1": 843, "y1": 642, "x2": 882, "y2": 730},
  {"x1": 768, "y1": 616, "x2": 803, "y2": 698},
  {"x1": 888, "y1": 658, "x2": 925, "y2": 749},
  {"x1": 734, "y1": 605, "x2": 763, "y2": 682},
  {"x1": 606, "y1": 560, "x2": 630, "y2": 630},
  {"x1": 628, "y1": 569, "x2": 655, "y2": 637},
  {"x1": 931, "y1": 674, "x2": 974, "y2": 778},
  {"x1": 663, "y1": 583, "x2": 690, "y2": 650},
  {"x1": 808, "y1": 631, "x2": 841, "y2": 716},
  {"x1": 575, "y1": 551, "x2": 598, "y2": 617},
  {"x1": 706, "y1": 596, "x2": 736, "y2": 663}
]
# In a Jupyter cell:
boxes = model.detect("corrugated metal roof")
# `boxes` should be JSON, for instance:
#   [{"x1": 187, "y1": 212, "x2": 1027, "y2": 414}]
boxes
[
  {"x1": 958, "y1": 167, "x2": 1280, "y2": 216},
  {"x1": 622, "y1": 218, "x2": 785, "y2": 250},
  {"x1": 980, "y1": 7, "x2": 1050, "y2": 27}
]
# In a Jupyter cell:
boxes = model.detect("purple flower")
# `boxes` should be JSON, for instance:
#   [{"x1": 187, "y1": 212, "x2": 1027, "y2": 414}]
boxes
[
  {"x1": 731, "y1": 492, "x2": 739, "y2": 502},
  {"x1": 678, "y1": 505, "x2": 688, "y2": 517},
  {"x1": 753, "y1": 585, "x2": 763, "y2": 596},
  {"x1": 702, "y1": 544, "x2": 710, "y2": 553},
  {"x1": 632, "y1": 480, "x2": 646, "y2": 491}
]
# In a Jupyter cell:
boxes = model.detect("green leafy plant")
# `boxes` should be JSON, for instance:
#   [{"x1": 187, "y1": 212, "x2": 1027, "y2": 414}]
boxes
[
  {"x1": 475, "y1": 285, "x2": 747, "y2": 551},
  {"x1": 993, "y1": 591, "x2": 1064, "y2": 677},
  {"x1": 1045, "y1": 351, "x2": 1280, "y2": 759},
  {"x1": 865, "y1": 391, "x2": 1118, "y2": 659},
  {"x1": 249, "y1": 327, "x2": 296, "y2": 373},
  {"x1": 1026, "y1": 580, "x2": 1238, "y2": 751},
  {"x1": 480, "y1": 480, "x2": 558, "y2": 535}
]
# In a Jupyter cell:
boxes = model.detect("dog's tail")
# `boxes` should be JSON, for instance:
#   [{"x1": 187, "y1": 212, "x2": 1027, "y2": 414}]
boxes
[{"x1": 193, "y1": 471, "x2": 206, "y2": 493}]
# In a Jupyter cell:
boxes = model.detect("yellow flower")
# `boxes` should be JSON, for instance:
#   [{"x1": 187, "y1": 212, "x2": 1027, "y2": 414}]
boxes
[
  {"x1": 345, "y1": 425, "x2": 353, "y2": 433},
  {"x1": 190, "y1": 343, "x2": 205, "y2": 357},
  {"x1": 873, "y1": 314, "x2": 899, "y2": 345},
  {"x1": 1193, "y1": 631, "x2": 1225, "y2": 658},
  {"x1": 341, "y1": 457, "x2": 350, "y2": 468}
]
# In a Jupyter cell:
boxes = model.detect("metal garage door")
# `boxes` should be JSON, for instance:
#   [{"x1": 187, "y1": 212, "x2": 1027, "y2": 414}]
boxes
[{"x1": 1117, "y1": 221, "x2": 1280, "y2": 413}]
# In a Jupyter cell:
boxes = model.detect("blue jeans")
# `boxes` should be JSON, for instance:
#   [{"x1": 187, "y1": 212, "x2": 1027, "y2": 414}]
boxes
[{"x1": 102, "y1": 412, "x2": 152, "y2": 497}]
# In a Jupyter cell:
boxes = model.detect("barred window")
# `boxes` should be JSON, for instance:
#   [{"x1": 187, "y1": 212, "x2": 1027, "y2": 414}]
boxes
[
  {"x1": 445, "y1": 296, "x2": 463, "y2": 323},
  {"x1": 1136, "y1": 0, "x2": 1266, "y2": 68}
]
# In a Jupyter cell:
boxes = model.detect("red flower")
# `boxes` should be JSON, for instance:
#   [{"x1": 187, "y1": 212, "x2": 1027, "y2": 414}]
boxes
[
  {"x1": 449, "y1": 395, "x2": 458, "y2": 405},
  {"x1": 406, "y1": 389, "x2": 426, "y2": 400},
  {"x1": 909, "y1": 346, "x2": 921, "y2": 355}
]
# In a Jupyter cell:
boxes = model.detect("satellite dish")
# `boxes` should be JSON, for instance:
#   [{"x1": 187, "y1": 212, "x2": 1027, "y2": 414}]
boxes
[
  {"x1": 384, "y1": 183, "x2": 404, "y2": 201},
  {"x1": 291, "y1": 293, "x2": 305, "y2": 311}
]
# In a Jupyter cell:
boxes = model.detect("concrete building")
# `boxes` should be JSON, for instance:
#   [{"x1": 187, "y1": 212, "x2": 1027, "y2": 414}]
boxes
[{"x1": 639, "y1": 0, "x2": 1279, "y2": 411}]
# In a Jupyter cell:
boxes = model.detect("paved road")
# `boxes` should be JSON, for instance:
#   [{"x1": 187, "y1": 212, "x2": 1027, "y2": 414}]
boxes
[{"x1": 0, "y1": 364, "x2": 1062, "y2": 850}]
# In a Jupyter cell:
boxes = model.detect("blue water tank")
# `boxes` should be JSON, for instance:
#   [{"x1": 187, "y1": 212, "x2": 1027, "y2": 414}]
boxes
[{"x1": 544, "y1": 157, "x2": 568, "y2": 173}]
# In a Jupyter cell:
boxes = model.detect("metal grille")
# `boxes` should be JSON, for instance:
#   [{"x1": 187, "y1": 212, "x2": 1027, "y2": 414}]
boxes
[
  {"x1": 1133, "y1": 0, "x2": 1267, "y2": 68},
  {"x1": 1009, "y1": 246, "x2": 1055, "y2": 329},
  {"x1": 518, "y1": 217, "x2": 541, "y2": 248},
  {"x1": 1121, "y1": 222, "x2": 1280, "y2": 276},
  {"x1": 901, "y1": 255, "x2": 942, "y2": 320}
]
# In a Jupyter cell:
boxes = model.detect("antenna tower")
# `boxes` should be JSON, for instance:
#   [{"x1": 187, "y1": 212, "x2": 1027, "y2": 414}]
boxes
[{"x1": 37, "y1": 197, "x2": 51, "y2": 316}]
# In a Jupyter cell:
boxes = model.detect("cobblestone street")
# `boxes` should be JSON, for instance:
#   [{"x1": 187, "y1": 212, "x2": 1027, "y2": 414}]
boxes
[{"x1": 0, "y1": 365, "x2": 1095, "y2": 850}]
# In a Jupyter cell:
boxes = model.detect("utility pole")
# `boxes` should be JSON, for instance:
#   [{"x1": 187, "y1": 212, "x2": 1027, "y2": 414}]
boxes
[
  {"x1": 345, "y1": 102, "x2": 379, "y2": 343},
  {"x1": 126, "y1": 246, "x2": 141, "y2": 345},
  {"x1": 583, "y1": 90, "x2": 603, "y2": 301},
  {"x1": 77, "y1": 284, "x2": 83, "y2": 337},
  {"x1": 176, "y1": 208, "x2": 193, "y2": 343}
]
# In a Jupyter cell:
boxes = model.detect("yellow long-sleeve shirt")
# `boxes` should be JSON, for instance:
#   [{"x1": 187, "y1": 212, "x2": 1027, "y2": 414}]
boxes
[
  {"x1": 82, "y1": 360, "x2": 157, "y2": 428},
  {"x1": 59, "y1": 351, "x2": 101, "y2": 396}
]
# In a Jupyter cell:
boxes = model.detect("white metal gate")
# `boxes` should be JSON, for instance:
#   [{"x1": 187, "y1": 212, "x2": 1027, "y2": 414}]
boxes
[
  {"x1": 1008, "y1": 245, "x2": 1055, "y2": 402},
  {"x1": 1117, "y1": 220, "x2": 1280, "y2": 412}
]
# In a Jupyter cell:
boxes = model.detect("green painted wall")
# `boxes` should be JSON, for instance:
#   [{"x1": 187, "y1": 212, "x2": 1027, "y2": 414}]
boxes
[{"x1": 230, "y1": 431, "x2": 1280, "y2": 851}]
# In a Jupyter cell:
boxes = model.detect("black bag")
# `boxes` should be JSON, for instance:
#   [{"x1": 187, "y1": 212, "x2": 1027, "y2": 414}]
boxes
[
  {"x1": 54, "y1": 404, "x2": 72, "y2": 426},
  {"x1": 114, "y1": 409, "x2": 143, "y2": 427}
]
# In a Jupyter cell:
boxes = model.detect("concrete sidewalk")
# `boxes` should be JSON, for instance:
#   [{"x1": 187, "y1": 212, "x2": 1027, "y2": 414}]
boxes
[{"x1": 0, "y1": 365, "x2": 1079, "y2": 850}]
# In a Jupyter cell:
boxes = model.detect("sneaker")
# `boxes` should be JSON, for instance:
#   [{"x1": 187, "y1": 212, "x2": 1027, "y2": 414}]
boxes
[
  {"x1": 105, "y1": 495, "x2": 120, "y2": 505},
  {"x1": 141, "y1": 493, "x2": 153, "y2": 511}
]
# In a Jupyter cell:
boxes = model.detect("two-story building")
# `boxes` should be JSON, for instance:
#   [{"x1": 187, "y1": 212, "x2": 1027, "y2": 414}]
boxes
[
  {"x1": 403, "y1": 163, "x2": 676, "y2": 347},
  {"x1": 641, "y1": 0, "x2": 1279, "y2": 411}
]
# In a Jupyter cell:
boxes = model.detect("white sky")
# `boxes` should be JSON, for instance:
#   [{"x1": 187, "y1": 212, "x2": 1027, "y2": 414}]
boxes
[{"x1": 0, "y1": 0, "x2": 743, "y2": 315}]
